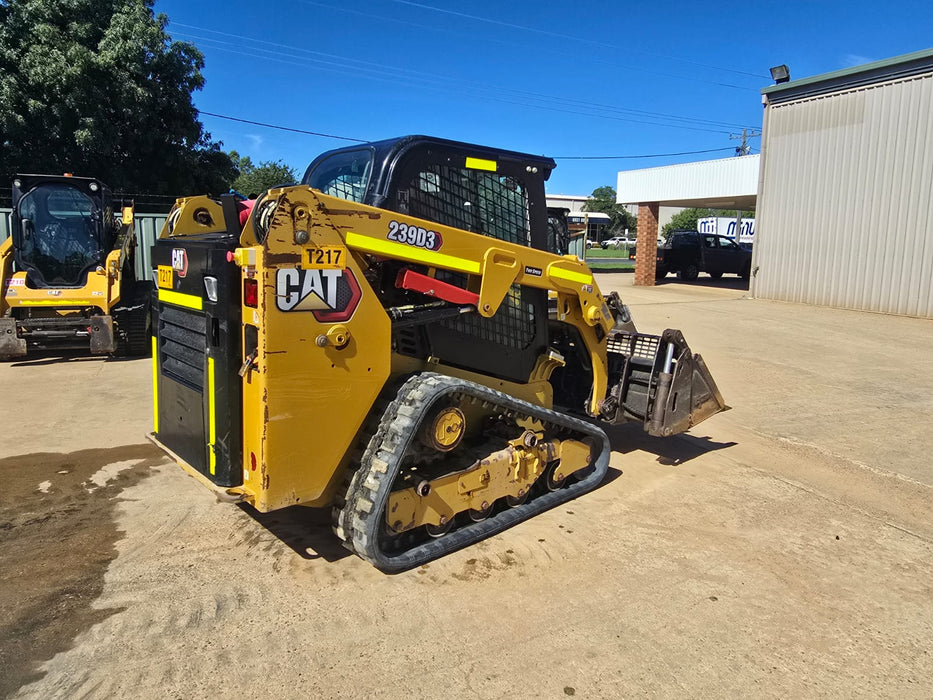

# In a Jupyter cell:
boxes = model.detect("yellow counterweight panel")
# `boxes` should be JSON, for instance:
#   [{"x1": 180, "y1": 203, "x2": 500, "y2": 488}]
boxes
[{"x1": 235, "y1": 192, "x2": 393, "y2": 512}]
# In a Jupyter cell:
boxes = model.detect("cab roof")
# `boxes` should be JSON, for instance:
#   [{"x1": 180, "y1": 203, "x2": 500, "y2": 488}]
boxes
[{"x1": 302, "y1": 134, "x2": 557, "y2": 199}]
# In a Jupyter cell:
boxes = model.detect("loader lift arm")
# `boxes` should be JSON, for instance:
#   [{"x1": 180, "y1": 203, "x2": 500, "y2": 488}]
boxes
[{"x1": 270, "y1": 187, "x2": 616, "y2": 417}]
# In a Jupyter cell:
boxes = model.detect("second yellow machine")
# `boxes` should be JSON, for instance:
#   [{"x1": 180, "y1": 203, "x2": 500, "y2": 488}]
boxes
[{"x1": 150, "y1": 136, "x2": 725, "y2": 572}]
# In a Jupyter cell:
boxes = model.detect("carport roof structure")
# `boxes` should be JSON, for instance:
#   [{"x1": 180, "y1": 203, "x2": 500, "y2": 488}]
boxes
[{"x1": 615, "y1": 154, "x2": 760, "y2": 210}]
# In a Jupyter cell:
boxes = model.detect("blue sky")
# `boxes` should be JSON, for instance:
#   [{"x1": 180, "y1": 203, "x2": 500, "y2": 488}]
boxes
[{"x1": 154, "y1": 0, "x2": 933, "y2": 196}]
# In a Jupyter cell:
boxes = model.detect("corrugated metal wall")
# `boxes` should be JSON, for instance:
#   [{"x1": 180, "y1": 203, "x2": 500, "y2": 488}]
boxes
[
  {"x1": 754, "y1": 72, "x2": 933, "y2": 318},
  {"x1": 0, "y1": 208, "x2": 166, "y2": 281}
]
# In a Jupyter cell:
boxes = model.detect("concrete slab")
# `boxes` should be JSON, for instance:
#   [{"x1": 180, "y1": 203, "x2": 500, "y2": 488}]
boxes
[
  {"x1": 598, "y1": 273, "x2": 933, "y2": 489},
  {"x1": 1, "y1": 277, "x2": 930, "y2": 698}
]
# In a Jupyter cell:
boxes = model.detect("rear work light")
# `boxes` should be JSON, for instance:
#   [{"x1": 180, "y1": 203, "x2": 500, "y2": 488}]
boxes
[
  {"x1": 244, "y1": 278, "x2": 258, "y2": 308},
  {"x1": 204, "y1": 276, "x2": 219, "y2": 302}
]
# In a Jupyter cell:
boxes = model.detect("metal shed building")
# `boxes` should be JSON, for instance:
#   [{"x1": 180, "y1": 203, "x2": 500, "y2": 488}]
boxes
[{"x1": 753, "y1": 48, "x2": 933, "y2": 318}]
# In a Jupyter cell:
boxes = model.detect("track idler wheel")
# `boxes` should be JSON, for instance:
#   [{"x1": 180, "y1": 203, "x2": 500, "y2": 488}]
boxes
[
  {"x1": 545, "y1": 460, "x2": 567, "y2": 491},
  {"x1": 468, "y1": 501, "x2": 494, "y2": 522},
  {"x1": 506, "y1": 489, "x2": 529, "y2": 507},
  {"x1": 419, "y1": 404, "x2": 466, "y2": 452},
  {"x1": 426, "y1": 517, "x2": 454, "y2": 538}
]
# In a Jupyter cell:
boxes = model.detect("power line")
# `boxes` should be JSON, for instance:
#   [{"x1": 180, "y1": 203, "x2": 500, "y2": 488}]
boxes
[
  {"x1": 553, "y1": 147, "x2": 737, "y2": 160},
  {"x1": 179, "y1": 24, "x2": 755, "y2": 130},
  {"x1": 293, "y1": 0, "x2": 766, "y2": 86},
  {"x1": 175, "y1": 27, "x2": 757, "y2": 134},
  {"x1": 384, "y1": 0, "x2": 769, "y2": 80},
  {"x1": 198, "y1": 111, "x2": 367, "y2": 142},
  {"x1": 197, "y1": 110, "x2": 741, "y2": 161}
]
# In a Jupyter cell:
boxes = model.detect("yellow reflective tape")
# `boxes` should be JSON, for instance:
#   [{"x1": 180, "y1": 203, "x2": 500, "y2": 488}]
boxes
[
  {"x1": 345, "y1": 232, "x2": 481, "y2": 274},
  {"x1": 465, "y1": 157, "x2": 497, "y2": 172},
  {"x1": 550, "y1": 267, "x2": 594, "y2": 285},
  {"x1": 151, "y1": 335, "x2": 159, "y2": 434},
  {"x1": 158, "y1": 288, "x2": 203, "y2": 310},
  {"x1": 208, "y1": 356, "x2": 216, "y2": 475},
  {"x1": 15, "y1": 299, "x2": 99, "y2": 306}
]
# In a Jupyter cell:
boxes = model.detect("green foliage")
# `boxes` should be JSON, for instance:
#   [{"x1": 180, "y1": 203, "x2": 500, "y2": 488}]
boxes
[
  {"x1": 229, "y1": 152, "x2": 297, "y2": 198},
  {"x1": 661, "y1": 208, "x2": 756, "y2": 240},
  {"x1": 0, "y1": 0, "x2": 235, "y2": 195},
  {"x1": 582, "y1": 185, "x2": 637, "y2": 237}
]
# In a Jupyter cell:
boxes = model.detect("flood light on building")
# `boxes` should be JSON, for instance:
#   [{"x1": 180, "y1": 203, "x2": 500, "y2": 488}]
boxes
[{"x1": 770, "y1": 64, "x2": 791, "y2": 84}]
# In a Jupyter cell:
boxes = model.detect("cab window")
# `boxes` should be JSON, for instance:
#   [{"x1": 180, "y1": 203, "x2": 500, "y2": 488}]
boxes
[
  {"x1": 304, "y1": 149, "x2": 373, "y2": 203},
  {"x1": 400, "y1": 165, "x2": 530, "y2": 246}
]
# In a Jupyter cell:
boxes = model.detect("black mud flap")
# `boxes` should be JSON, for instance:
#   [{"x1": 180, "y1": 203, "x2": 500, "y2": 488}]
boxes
[
  {"x1": 88, "y1": 315, "x2": 116, "y2": 354},
  {"x1": 0, "y1": 318, "x2": 27, "y2": 358},
  {"x1": 602, "y1": 329, "x2": 727, "y2": 437}
]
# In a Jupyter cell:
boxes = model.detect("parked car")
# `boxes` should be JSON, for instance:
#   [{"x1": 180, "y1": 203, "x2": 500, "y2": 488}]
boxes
[
  {"x1": 600, "y1": 236, "x2": 633, "y2": 249},
  {"x1": 656, "y1": 231, "x2": 752, "y2": 281}
]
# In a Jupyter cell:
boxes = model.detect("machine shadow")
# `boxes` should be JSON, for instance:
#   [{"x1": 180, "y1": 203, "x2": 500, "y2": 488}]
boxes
[
  {"x1": 237, "y1": 502, "x2": 353, "y2": 563},
  {"x1": 8, "y1": 349, "x2": 101, "y2": 366},
  {"x1": 656, "y1": 276, "x2": 750, "y2": 291},
  {"x1": 239, "y1": 458, "x2": 632, "y2": 562},
  {"x1": 604, "y1": 422, "x2": 736, "y2": 466},
  {"x1": 7, "y1": 349, "x2": 147, "y2": 366}
]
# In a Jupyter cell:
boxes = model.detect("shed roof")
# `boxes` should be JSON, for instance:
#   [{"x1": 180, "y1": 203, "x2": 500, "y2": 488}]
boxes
[
  {"x1": 762, "y1": 47, "x2": 933, "y2": 103},
  {"x1": 616, "y1": 154, "x2": 759, "y2": 210}
]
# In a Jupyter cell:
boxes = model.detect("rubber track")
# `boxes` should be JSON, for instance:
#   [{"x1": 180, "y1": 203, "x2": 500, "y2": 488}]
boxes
[
  {"x1": 342, "y1": 372, "x2": 611, "y2": 573},
  {"x1": 331, "y1": 391, "x2": 396, "y2": 549}
]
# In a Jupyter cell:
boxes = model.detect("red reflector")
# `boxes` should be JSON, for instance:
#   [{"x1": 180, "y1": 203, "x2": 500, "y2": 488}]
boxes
[
  {"x1": 244, "y1": 278, "x2": 258, "y2": 307},
  {"x1": 250, "y1": 452, "x2": 257, "y2": 471}
]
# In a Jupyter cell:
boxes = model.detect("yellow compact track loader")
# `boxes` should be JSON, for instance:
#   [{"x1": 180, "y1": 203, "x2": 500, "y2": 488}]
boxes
[
  {"x1": 0, "y1": 174, "x2": 150, "y2": 358},
  {"x1": 149, "y1": 136, "x2": 725, "y2": 572}
]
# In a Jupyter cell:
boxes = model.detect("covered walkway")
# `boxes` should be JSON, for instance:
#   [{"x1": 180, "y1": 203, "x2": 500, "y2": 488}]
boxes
[{"x1": 616, "y1": 155, "x2": 759, "y2": 285}]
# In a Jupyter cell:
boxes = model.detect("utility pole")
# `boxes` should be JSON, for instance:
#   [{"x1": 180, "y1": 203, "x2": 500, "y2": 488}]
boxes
[
  {"x1": 729, "y1": 129, "x2": 761, "y2": 253},
  {"x1": 730, "y1": 128, "x2": 760, "y2": 157}
]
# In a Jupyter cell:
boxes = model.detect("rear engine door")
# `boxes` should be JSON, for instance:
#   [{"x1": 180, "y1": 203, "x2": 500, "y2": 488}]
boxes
[{"x1": 151, "y1": 232, "x2": 243, "y2": 486}]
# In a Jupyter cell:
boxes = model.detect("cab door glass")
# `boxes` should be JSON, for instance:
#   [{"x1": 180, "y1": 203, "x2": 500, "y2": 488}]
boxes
[
  {"x1": 304, "y1": 149, "x2": 373, "y2": 203},
  {"x1": 16, "y1": 185, "x2": 101, "y2": 286}
]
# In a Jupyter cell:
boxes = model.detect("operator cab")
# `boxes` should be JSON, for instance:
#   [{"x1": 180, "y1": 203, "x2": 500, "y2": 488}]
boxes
[
  {"x1": 11, "y1": 175, "x2": 114, "y2": 287},
  {"x1": 303, "y1": 136, "x2": 559, "y2": 383},
  {"x1": 302, "y1": 135, "x2": 558, "y2": 253}
]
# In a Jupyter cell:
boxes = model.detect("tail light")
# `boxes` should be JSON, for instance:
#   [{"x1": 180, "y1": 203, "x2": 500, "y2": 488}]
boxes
[{"x1": 244, "y1": 278, "x2": 258, "y2": 308}]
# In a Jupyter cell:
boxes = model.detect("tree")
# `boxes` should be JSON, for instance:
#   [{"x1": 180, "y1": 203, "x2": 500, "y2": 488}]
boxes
[
  {"x1": 229, "y1": 152, "x2": 297, "y2": 198},
  {"x1": 582, "y1": 186, "x2": 637, "y2": 237},
  {"x1": 661, "y1": 207, "x2": 756, "y2": 240},
  {"x1": 0, "y1": 0, "x2": 235, "y2": 195}
]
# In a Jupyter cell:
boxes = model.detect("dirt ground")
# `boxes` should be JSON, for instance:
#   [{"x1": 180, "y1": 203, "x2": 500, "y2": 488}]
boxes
[{"x1": 1, "y1": 274, "x2": 931, "y2": 699}]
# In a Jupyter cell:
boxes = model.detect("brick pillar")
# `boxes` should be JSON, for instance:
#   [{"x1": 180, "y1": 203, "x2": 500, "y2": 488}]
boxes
[{"x1": 634, "y1": 202, "x2": 659, "y2": 286}]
